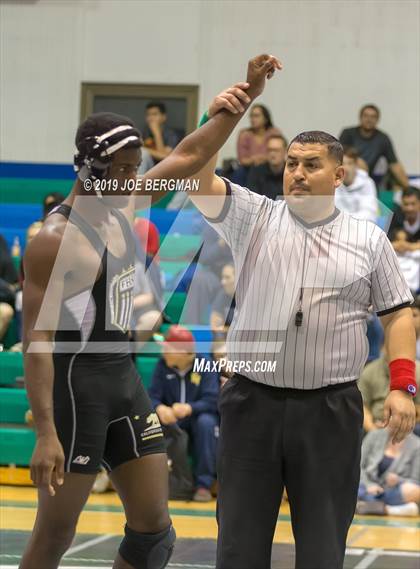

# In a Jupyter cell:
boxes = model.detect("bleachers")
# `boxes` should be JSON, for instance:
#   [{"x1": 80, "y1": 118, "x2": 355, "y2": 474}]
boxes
[
  {"x1": 0, "y1": 388, "x2": 29, "y2": 423},
  {"x1": 0, "y1": 352, "x2": 24, "y2": 386},
  {"x1": 0, "y1": 426, "x2": 36, "y2": 466}
]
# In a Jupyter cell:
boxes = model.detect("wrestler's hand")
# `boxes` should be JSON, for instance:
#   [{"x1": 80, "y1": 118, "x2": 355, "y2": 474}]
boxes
[
  {"x1": 383, "y1": 390, "x2": 416, "y2": 443},
  {"x1": 208, "y1": 83, "x2": 251, "y2": 117},
  {"x1": 246, "y1": 54, "x2": 282, "y2": 99},
  {"x1": 30, "y1": 434, "x2": 65, "y2": 497}
]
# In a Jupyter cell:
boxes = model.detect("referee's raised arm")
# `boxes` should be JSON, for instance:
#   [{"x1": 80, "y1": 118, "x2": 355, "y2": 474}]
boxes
[{"x1": 138, "y1": 54, "x2": 282, "y2": 215}]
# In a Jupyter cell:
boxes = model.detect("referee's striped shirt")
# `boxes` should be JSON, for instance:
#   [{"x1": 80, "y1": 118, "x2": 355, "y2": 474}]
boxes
[{"x1": 204, "y1": 180, "x2": 414, "y2": 390}]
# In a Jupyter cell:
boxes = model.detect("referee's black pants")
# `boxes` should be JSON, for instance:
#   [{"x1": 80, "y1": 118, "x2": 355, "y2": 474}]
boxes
[{"x1": 216, "y1": 374, "x2": 364, "y2": 569}]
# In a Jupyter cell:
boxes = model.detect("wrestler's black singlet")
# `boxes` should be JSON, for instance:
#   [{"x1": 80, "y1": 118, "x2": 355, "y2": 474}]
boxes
[{"x1": 51, "y1": 204, "x2": 164, "y2": 474}]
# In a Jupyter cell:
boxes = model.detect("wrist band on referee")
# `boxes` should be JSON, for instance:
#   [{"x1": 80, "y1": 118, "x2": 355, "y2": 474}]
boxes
[
  {"x1": 389, "y1": 358, "x2": 417, "y2": 395},
  {"x1": 198, "y1": 110, "x2": 210, "y2": 127}
]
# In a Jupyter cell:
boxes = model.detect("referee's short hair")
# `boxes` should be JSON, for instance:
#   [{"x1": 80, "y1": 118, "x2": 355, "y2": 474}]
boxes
[{"x1": 288, "y1": 131, "x2": 343, "y2": 164}]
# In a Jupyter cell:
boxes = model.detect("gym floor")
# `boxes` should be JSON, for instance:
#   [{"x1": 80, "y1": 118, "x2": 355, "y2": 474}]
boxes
[{"x1": 1, "y1": 486, "x2": 419, "y2": 568}]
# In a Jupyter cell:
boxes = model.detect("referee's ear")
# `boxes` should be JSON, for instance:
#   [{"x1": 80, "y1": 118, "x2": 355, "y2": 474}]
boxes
[{"x1": 334, "y1": 164, "x2": 345, "y2": 188}]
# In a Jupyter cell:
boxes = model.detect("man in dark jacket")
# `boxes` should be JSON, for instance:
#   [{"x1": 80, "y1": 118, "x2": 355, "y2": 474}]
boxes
[
  {"x1": 149, "y1": 325, "x2": 219, "y2": 501},
  {"x1": 246, "y1": 133, "x2": 286, "y2": 199}
]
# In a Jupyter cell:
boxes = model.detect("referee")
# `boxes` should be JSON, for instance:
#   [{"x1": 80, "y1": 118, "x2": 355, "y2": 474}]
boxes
[{"x1": 188, "y1": 123, "x2": 417, "y2": 566}]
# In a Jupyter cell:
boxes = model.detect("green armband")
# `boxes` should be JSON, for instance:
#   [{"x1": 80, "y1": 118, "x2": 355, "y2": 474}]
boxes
[{"x1": 198, "y1": 110, "x2": 210, "y2": 128}]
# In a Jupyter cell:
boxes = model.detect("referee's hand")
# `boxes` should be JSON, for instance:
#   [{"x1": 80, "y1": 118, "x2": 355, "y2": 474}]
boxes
[
  {"x1": 208, "y1": 83, "x2": 251, "y2": 117},
  {"x1": 383, "y1": 391, "x2": 416, "y2": 443}
]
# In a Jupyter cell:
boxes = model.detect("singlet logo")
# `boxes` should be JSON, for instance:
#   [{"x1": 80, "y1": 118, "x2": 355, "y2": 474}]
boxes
[
  {"x1": 141, "y1": 413, "x2": 163, "y2": 441},
  {"x1": 109, "y1": 265, "x2": 135, "y2": 332},
  {"x1": 73, "y1": 455, "x2": 90, "y2": 465},
  {"x1": 143, "y1": 413, "x2": 161, "y2": 432}
]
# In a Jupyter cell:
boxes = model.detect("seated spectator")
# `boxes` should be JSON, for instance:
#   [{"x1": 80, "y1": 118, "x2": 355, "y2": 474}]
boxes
[
  {"x1": 138, "y1": 147, "x2": 155, "y2": 175},
  {"x1": 0, "y1": 234, "x2": 18, "y2": 344},
  {"x1": 237, "y1": 104, "x2": 282, "y2": 167},
  {"x1": 389, "y1": 229, "x2": 420, "y2": 293},
  {"x1": 412, "y1": 296, "x2": 420, "y2": 360},
  {"x1": 133, "y1": 217, "x2": 161, "y2": 262},
  {"x1": 149, "y1": 325, "x2": 219, "y2": 502},
  {"x1": 11, "y1": 221, "x2": 44, "y2": 348},
  {"x1": 366, "y1": 310, "x2": 384, "y2": 363},
  {"x1": 143, "y1": 101, "x2": 181, "y2": 164},
  {"x1": 246, "y1": 134, "x2": 287, "y2": 200},
  {"x1": 185, "y1": 224, "x2": 233, "y2": 324},
  {"x1": 388, "y1": 186, "x2": 420, "y2": 242},
  {"x1": 335, "y1": 147, "x2": 378, "y2": 222},
  {"x1": 358, "y1": 345, "x2": 420, "y2": 434},
  {"x1": 210, "y1": 264, "x2": 235, "y2": 333},
  {"x1": 131, "y1": 218, "x2": 164, "y2": 345},
  {"x1": 356, "y1": 429, "x2": 420, "y2": 516},
  {"x1": 0, "y1": 301, "x2": 14, "y2": 344},
  {"x1": 211, "y1": 339, "x2": 230, "y2": 388},
  {"x1": 42, "y1": 192, "x2": 65, "y2": 219},
  {"x1": 339, "y1": 104, "x2": 409, "y2": 189}
]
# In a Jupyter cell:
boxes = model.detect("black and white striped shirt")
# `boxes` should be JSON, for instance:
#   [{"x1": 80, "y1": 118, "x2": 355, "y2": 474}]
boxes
[{"x1": 204, "y1": 180, "x2": 414, "y2": 389}]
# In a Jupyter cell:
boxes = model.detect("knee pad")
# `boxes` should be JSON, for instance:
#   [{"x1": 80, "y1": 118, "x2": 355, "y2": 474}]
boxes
[{"x1": 119, "y1": 523, "x2": 176, "y2": 569}]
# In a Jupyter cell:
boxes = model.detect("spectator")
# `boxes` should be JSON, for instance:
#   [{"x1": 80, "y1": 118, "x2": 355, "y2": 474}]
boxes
[
  {"x1": 359, "y1": 345, "x2": 420, "y2": 434},
  {"x1": 133, "y1": 217, "x2": 161, "y2": 261},
  {"x1": 412, "y1": 296, "x2": 420, "y2": 360},
  {"x1": 237, "y1": 104, "x2": 282, "y2": 167},
  {"x1": 389, "y1": 229, "x2": 420, "y2": 294},
  {"x1": 335, "y1": 147, "x2": 378, "y2": 222},
  {"x1": 356, "y1": 429, "x2": 420, "y2": 516},
  {"x1": 131, "y1": 218, "x2": 164, "y2": 345},
  {"x1": 185, "y1": 224, "x2": 233, "y2": 324},
  {"x1": 210, "y1": 264, "x2": 235, "y2": 333},
  {"x1": 42, "y1": 192, "x2": 65, "y2": 219},
  {"x1": 0, "y1": 234, "x2": 18, "y2": 344},
  {"x1": 138, "y1": 148, "x2": 155, "y2": 175},
  {"x1": 339, "y1": 104, "x2": 409, "y2": 188},
  {"x1": 366, "y1": 310, "x2": 385, "y2": 363},
  {"x1": 143, "y1": 101, "x2": 181, "y2": 164},
  {"x1": 246, "y1": 134, "x2": 287, "y2": 200},
  {"x1": 11, "y1": 221, "x2": 44, "y2": 347},
  {"x1": 149, "y1": 325, "x2": 219, "y2": 502},
  {"x1": 211, "y1": 339, "x2": 230, "y2": 388},
  {"x1": 388, "y1": 186, "x2": 420, "y2": 243}
]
